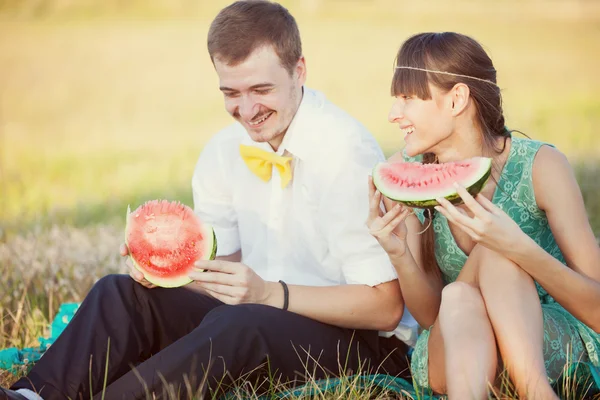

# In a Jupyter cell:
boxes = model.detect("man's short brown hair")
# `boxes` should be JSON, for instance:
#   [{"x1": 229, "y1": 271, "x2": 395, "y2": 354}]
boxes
[{"x1": 207, "y1": 0, "x2": 302, "y2": 75}]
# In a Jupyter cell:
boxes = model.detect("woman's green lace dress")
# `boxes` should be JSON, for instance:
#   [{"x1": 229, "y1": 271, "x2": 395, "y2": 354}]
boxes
[{"x1": 405, "y1": 136, "x2": 600, "y2": 390}]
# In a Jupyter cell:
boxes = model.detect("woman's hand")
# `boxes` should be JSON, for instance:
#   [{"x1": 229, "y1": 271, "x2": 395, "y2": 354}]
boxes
[
  {"x1": 366, "y1": 176, "x2": 412, "y2": 259},
  {"x1": 434, "y1": 182, "x2": 527, "y2": 255}
]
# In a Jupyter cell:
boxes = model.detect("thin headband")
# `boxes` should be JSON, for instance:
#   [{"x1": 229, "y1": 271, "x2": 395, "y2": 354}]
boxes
[{"x1": 395, "y1": 66, "x2": 499, "y2": 87}]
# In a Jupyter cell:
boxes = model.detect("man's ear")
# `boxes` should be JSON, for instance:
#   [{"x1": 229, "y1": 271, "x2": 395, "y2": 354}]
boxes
[
  {"x1": 449, "y1": 82, "x2": 470, "y2": 116},
  {"x1": 295, "y1": 56, "x2": 307, "y2": 86}
]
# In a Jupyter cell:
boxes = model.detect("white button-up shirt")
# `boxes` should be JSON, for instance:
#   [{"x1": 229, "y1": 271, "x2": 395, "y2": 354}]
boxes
[{"x1": 192, "y1": 87, "x2": 418, "y2": 346}]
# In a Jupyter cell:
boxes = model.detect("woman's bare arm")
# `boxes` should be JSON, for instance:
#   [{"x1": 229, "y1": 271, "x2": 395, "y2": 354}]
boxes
[{"x1": 506, "y1": 146, "x2": 600, "y2": 332}]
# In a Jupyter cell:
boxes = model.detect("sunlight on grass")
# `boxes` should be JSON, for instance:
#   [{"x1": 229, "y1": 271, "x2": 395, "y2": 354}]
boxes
[
  {"x1": 0, "y1": 1, "x2": 599, "y2": 398},
  {"x1": 1, "y1": 0, "x2": 599, "y2": 236}
]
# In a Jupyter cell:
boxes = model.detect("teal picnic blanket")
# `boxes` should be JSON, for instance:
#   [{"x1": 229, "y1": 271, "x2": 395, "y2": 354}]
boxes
[
  {"x1": 1, "y1": 303, "x2": 599, "y2": 399},
  {"x1": 0, "y1": 303, "x2": 80, "y2": 373}
]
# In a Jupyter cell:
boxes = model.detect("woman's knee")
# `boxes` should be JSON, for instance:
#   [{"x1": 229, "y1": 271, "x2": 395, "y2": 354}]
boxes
[
  {"x1": 439, "y1": 282, "x2": 486, "y2": 320},
  {"x1": 470, "y1": 245, "x2": 520, "y2": 271},
  {"x1": 472, "y1": 244, "x2": 534, "y2": 288},
  {"x1": 469, "y1": 244, "x2": 505, "y2": 263},
  {"x1": 441, "y1": 281, "x2": 481, "y2": 304}
]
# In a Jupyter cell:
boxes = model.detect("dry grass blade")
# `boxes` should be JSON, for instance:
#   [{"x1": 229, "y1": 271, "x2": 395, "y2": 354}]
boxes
[{"x1": 9, "y1": 278, "x2": 32, "y2": 340}]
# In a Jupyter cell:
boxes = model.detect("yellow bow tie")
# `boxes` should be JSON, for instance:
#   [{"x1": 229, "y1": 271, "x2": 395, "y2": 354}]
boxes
[{"x1": 239, "y1": 144, "x2": 293, "y2": 188}]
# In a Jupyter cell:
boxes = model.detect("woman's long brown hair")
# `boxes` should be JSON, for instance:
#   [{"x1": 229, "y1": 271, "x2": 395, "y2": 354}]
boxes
[{"x1": 391, "y1": 32, "x2": 511, "y2": 278}]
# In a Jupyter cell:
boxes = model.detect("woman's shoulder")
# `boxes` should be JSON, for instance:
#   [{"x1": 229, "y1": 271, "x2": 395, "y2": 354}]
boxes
[
  {"x1": 508, "y1": 136, "x2": 565, "y2": 172},
  {"x1": 509, "y1": 136, "x2": 574, "y2": 211},
  {"x1": 510, "y1": 135, "x2": 556, "y2": 154}
]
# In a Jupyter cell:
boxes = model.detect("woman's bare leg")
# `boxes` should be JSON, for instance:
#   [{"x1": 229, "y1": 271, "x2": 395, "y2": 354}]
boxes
[
  {"x1": 426, "y1": 254, "x2": 498, "y2": 399},
  {"x1": 439, "y1": 282, "x2": 499, "y2": 399},
  {"x1": 475, "y1": 245, "x2": 557, "y2": 400}
]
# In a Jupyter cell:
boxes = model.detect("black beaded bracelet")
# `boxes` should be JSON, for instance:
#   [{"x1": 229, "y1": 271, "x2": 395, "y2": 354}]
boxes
[{"x1": 279, "y1": 280, "x2": 289, "y2": 311}]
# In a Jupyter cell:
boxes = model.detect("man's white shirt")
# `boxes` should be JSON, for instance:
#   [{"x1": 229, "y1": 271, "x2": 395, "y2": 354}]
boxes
[{"x1": 192, "y1": 87, "x2": 418, "y2": 346}]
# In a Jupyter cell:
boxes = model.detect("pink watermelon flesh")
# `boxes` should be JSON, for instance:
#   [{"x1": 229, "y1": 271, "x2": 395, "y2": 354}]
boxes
[
  {"x1": 373, "y1": 157, "x2": 492, "y2": 208},
  {"x1": 125, "y1": 200, "x2": 216, "y2": 288}
]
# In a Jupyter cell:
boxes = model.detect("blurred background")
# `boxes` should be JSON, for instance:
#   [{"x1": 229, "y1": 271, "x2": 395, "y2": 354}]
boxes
[
  {"x1": 1, "y1": 0, "x2": 600, "y2": 385},
  {"x1": 1, "y1": 0, "x2": 599, "y2": 236},
  {"x1": 0, "y1": 0, "x2": 600, "y2": 356}
]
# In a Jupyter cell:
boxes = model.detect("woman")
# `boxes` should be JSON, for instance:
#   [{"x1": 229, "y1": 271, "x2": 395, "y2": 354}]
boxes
[{"x1": 367, "y1": 32, "x2": 600, "y2": 399}]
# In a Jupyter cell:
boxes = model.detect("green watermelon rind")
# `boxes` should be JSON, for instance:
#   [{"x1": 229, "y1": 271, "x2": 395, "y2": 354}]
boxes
[
  {"x1": 124, "y1": 203, "x2": 218, "y2": 289},
  {"x1": 207, "y1": 228, "x2": 217, "y2": 260},
  {"x1": 373, "y1": 157, "x2": 493, "y2": 209}
]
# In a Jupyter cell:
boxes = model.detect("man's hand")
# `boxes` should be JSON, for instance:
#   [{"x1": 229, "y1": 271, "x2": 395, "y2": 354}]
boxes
[
  {"x1": 120, "y1": 243, "x2": 157, "y2": 289},
  {"x1": 188, "y1": 260, "x2": 280, "y2": 306}
]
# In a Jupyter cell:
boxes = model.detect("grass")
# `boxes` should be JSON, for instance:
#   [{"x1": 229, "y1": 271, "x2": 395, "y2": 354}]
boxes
[
  {"x1": 1, "y1": 0, "x2": 600, "y2": 236},
  {"x1": 0, "y1": 0, "x2": 599, "y2": 398}
]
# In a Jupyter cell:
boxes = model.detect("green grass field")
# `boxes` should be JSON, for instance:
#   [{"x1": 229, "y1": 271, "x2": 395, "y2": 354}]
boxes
[
  {"x1": 1, "y1": 0, "x2": 599, "y2": 235},
  {"x1": 1, "y1": 0, "x2": 599, "y2": 398}
]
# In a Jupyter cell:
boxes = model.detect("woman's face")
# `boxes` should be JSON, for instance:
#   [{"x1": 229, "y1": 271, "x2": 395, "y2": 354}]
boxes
[{"x1": 388, "y1": 82, "x2": 454, "y2": 158}]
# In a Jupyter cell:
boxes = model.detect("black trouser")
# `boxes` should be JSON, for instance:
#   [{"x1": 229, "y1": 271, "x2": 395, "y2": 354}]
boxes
[{"x1": 12, "y1": 274, "x2": 410, "y2": 399}]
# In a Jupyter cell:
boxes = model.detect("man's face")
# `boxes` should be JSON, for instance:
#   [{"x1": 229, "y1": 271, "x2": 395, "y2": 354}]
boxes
[{"x1": 214, "y1": 45, "x2": 306, "y2": 149}]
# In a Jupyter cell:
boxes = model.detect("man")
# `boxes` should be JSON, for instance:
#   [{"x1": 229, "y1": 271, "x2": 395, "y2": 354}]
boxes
[{"x1": 3, "y1": 1, "x2": 417, "y2": 399}]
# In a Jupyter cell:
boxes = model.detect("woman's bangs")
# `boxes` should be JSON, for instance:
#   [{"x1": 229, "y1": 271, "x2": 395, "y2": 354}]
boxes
[{"x1": 391, "y1": 65, "x2": 431, "y2": 99}]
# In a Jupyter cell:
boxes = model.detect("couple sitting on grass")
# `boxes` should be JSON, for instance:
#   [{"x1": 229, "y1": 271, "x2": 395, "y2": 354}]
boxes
[{"x1": 3, "y1": 1, "x2": 600, "y2": 399}]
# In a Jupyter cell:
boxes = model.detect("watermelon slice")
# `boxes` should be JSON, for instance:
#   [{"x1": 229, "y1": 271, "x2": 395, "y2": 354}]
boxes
[
  {"x1": 372, "y1": 157, "x2": 492, "y2": 208},
  {"x1": 124, "y1": 200, "x2": 217, "y2": 288}
]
